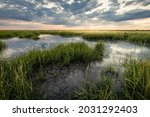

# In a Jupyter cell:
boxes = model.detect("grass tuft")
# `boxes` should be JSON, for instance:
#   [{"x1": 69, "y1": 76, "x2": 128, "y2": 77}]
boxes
[
  {"x1": 123, "y1": 60, "x2": 150, "y2": 99},
  {"x1": 0, "y1": 40, "x2": 6, "y2": 52},
  {"x1": 72, "y1": 77, "x2": 114, "y2": 100}
]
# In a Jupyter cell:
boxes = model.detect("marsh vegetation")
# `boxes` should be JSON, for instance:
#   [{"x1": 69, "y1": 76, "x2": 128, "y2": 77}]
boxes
[
  {"x1": 0, "y1": 30, "x2": 149, "y2": 100},
  {"x1": 0, "y1": 42, "x2": 104, "y2": 99},
  {"x1": 0, "y1": 40, "x2": 6, "y2": 53},
  {"x1": 0, "y1": 30, "x2": 150, "y2": 44},
  {"x1": 72, "y1": 59, "x2": 150, "y2": 100}
]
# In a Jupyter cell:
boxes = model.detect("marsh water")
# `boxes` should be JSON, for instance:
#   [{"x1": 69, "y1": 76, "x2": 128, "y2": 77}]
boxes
[
  {"x1": 2, "y1": 35, "x2": 150, "y2": 61},
  {"x1": 2, "y1": 35, "x2": 150, "y2": 99}
]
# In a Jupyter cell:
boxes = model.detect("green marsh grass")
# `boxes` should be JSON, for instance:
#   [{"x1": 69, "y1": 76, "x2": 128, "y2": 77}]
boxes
[
  {"x1": 94, "y1": 42, "x2": 105, "y2": 60},
  {"x1": 0, "y1": 40, "x2": 6, "y2": 52},
  {"x1": 0, "y1": 30, "x2": 40, "y2": 40},
  {"x1": 0, "y1": 30, "x2": 150, "y2": 44},
  {"x1": 0, "y1": 42, "x2": 104, "y2": 99},
  {"x1": 72, "y1": 77, "x2": 114, "y2": 100},
  {"x1": 72, "y1": 59, "x2": 150, "y2": 100},
  {"x1": 123, "y1": 60, "x2": 150, "y2": 99},
  {"x1": 82, "y1": 31, "x2": 150, "y2": 44},
  {"x1": 0, "y1": 30, "x2": 82, "y2": 40}
]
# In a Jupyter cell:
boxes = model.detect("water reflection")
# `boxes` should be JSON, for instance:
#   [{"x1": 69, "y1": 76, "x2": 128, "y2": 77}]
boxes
[
  {"x1": 103, "y1": 41, "x2": 150, "y2": 66},
  {"x1": 2, "y1": 35, "x2": 150, "y2": 64},
  {"x1": 2, "y1": 35, "x2": 87, "y2": 58},
  {"x1": 2, "y1": 35, "x2": 150, "y2": 99}
]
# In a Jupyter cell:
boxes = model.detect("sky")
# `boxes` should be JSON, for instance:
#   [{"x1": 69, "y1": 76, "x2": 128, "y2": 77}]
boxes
[{"x1": 0, "y1": 0, "x2": 150, "y2": 30}]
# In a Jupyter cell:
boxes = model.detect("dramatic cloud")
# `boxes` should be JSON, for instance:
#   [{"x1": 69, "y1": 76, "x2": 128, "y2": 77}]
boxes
[{"x1": 0, "y1": 0, "x2": 150, "y2": 29}]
